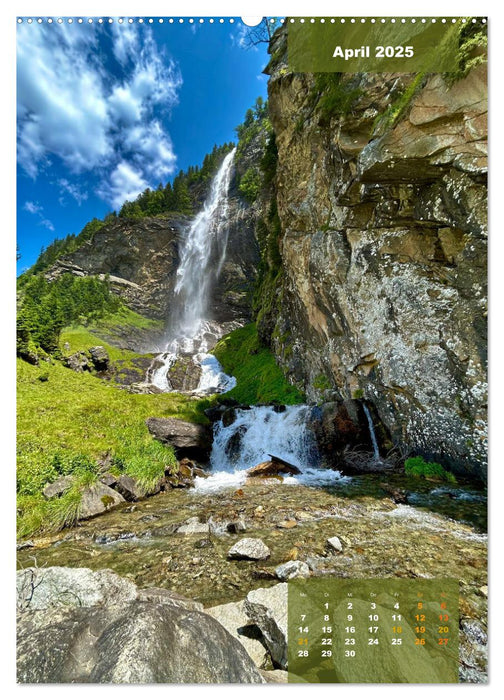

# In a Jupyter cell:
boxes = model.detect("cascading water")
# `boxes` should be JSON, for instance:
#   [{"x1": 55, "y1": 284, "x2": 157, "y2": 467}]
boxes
[
  {"x1": 149, "y1": 149, "x2": 237, "y2": 394},
  {"x1": 362, "y1": 402, "x2": 380, "y2": 461},
  {"x1": 194, "y1": 405, "x2": 349, "y2": 493}
]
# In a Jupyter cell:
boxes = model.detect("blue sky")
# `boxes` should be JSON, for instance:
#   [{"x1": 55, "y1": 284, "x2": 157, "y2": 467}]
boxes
[{"x1": 16, "y1": 18, "x2": 270, "y2": 273}]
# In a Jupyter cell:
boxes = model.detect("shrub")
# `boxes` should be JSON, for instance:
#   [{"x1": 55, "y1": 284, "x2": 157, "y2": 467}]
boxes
[
  {"x1": 239, "y1": 167, "x2": 262, "y2": 203},
  {"x1": 404, "y1": 456, "x2": 457, "y2": 483}
]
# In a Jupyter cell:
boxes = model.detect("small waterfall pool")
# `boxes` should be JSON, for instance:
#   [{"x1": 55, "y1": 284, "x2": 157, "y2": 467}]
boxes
[{"x1": 194, "y1": 404, "x2": 350, "y2": 493}]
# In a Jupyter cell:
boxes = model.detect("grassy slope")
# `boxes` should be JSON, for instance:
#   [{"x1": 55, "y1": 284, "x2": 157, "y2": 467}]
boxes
[
  {"x1": 213, "y1": 323, "x2": 305, "y2": 405},
  {"x1": 17, "y1": 307, "x2": 211, "y2": 539}
]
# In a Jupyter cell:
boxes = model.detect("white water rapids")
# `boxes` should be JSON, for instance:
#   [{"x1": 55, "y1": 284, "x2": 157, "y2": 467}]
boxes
[
  {"x1": 149, "y1": 149, "x2": 237, "y2": 394},
  {"x1": 194, "y1": 405, "x2": 350, "y2": 493}
]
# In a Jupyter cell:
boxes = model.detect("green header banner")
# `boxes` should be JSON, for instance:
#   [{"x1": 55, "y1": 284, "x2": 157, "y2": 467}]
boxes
[{"x1": 288, "y1": 18, "x2": 483, "y2": 73}]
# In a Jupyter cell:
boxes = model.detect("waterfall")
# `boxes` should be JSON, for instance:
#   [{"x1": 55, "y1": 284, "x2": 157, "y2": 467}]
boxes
[
  {"x1": 362, "y1": 402, "x2": 380, "y2": 461},
  {"x1": 149, "y1": 149, "x2": 237, "y2": 393},
  {"x1": 194, "y1": 405, "x2": 349, "y2": 493}
]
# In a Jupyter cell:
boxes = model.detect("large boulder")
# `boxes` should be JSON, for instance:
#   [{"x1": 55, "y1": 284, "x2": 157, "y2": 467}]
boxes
[
  {"x1": 244, "y1": 583, "x2": 288, "y2": 670},
  {"x1": 89, "y1": 346, "x2": 109, "y2": 371},
  {"x1": 17, "y1": 602, "x2": 265, "y2": 683},
  {"x1": 17, "y1": 567, "x2": 265, "y2": 683},
  {"x1": 146, "y1": 417, "x2": 212, "y2": 459},
  {"x1": 79, "y1": 483, "x2": 125, "y2": 519},
  {"x1": 16, "y1": 567, "x2": 137, "y2": 610},
  {"x1": 206, "y1": 600, "x2": 271, "y2": 669}
]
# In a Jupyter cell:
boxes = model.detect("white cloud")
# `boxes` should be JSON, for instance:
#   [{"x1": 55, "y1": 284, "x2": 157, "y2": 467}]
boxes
[
  {"x1": 23, "y1": 201, "x2": 42, "y2": 215},
  {"x1": 124, "y1": 122, "x2": 177, "y2": 177},
  {"x1": 58, "y1": 179, "x2": 88, "y2": 206},
  {"x1": 111, "y1": 22, "x2": 139, "y2": 65},
  {"x1": 23, "y1": 201, "x2": 54, "y2": 230},
  {"x1": 97, "y1": 162, "x2": 149, "y2": 211},
  {"x1": 17, "y1": 22, "x2": 182, "y2": 209}
]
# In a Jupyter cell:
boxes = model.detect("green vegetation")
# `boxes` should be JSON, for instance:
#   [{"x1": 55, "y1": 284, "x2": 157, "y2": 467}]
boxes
[
  {"x1": 17, "y1": 274, "x2": 121, "y2": 357},
  {"x1": 310, "y1": 73, "x2": 363, "y2": 123},
  {"x1": 404, "y1": 456, "x2": 457, "y2": 484},
  {"x1": 313, "y1": 374, "x2": 332, "y2": 391},
  {"x1": 374, "y1": 72, "x2": 426, "y2": 132},
  {"x1": 235, "y1": 97, "x2": 271, "y2": 163},
  {"x1": 239, "y1": 167, "x2": 262, "y2": 203},
  {"x1": 17, "y1": 356, "x2": 211, "y2": 538},
  {"x1": 118, "y1": 143, "x2": 235, "y2": 219},
  {"x1": 213, "y1": 323, "x2": 305, "y2": 405},
  {"x1": 18, "y1": 143, "x2": 235, "y2": 281},
  {"x1": 448, "y1": 18, "x2": 487, "y2": 83}
]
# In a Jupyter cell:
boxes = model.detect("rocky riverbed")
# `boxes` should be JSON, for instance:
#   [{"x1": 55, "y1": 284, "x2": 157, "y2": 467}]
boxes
[{"x1": 17, "y1": 475, "x2": 487, "y2": 682}]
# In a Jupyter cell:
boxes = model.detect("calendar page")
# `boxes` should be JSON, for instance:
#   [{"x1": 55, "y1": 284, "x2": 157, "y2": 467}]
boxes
[{"x1": 16, "y1": 12, "x2": 487, "y2": 685}]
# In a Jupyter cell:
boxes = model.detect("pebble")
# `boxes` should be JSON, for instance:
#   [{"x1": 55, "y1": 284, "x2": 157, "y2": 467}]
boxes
[
  {"x1": 326, "y1": 536, "x2": 343, "y2": 553},
  {"x1": 277, "y1": 520, "x2": 297, "y2": 529}
]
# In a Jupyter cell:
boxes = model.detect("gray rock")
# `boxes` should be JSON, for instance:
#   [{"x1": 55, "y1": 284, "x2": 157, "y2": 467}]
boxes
[
  {"x1": 42, "y1": 475, "x2": 73, "y2": 499},
  {"x1": 64, "y1": 352, "x2": 91, "y2": 373},
  {"x1": 260, "y1": 669, "x2": 289, "y2": 683},
  {"x1": 17, "y1": 601, "x2": 264, "y2": 683},
  {"x1": 207, "y1": 600, "x2": 271, "y2": 669},
  {"x1": 177, "y1": 516, "x2": 210, "y2": 535},
  {"x1": 17, "y1": 602, "x2": 264, "y2": 683},
  {"x1": 146, "y1": 417, "x2": 212, "y2": 457},
  {"x1": 89, "y1": 345, "x2": 109, "y2": 371},
  {"x1": 16, "y1": 567, "x2": 137, "y2": 610},
  {"x1": 114, "y1": 474, "x2": 145, "y2": 501},
  {"x1": 227, "y1": 518, "x2": 248, "y2": 534},
  {"x1": 326, "y1": 536, "x2": 343, "y2": 553},
  {"x1": 99, "y1": 472, "x2": 118, "y2": 488},
  {"x1": 228, "y1": 538, "x2": 271, "y2": 561},
  {"x1": 79, "y1": 483, "x2": 125, "y2": 519},
  {"x1": 275, "y1": 560, "x2": 310, "y2": 581},
  {"x1": 461, "y1": 619, "x2": 488, "y2": 647},
  {"x1": 245, "y1": 583, "x2": 288, "y2": 669},
  {"x1": 16, "y1": 566, "x2": 265, "y2": 682}
]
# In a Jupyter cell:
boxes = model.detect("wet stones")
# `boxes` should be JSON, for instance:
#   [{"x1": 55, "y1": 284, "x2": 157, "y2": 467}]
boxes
[
  {"x1": 275, "y1": 560, "x2": 310, "y2": 581},
  {"x1": 228, "y1": 538, "x2": 271, "y2": 561},
  {"x1": 326, "y1": 536, "x2": 344, "y2": 553},
  {"x1": 176, "y1": 517, "x2": 210, "y2": 536},
  {"x1": 247, "y1": 455, "x2": 301, "y2": 478}
]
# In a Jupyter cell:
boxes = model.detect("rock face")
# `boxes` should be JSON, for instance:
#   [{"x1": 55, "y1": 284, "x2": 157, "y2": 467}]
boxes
[
  {"x1": 45, "y1": 202, "x2": 259, "y2": 329},
  {"x1": 146, "y1": 416, "x2": 212, "y2": 458},
  {"x1": 17, "y1": 567, "x2": 264, "y2": 684},
  {"x1": 263, "y1": 32, "x2": 487, "y2": 478}
]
